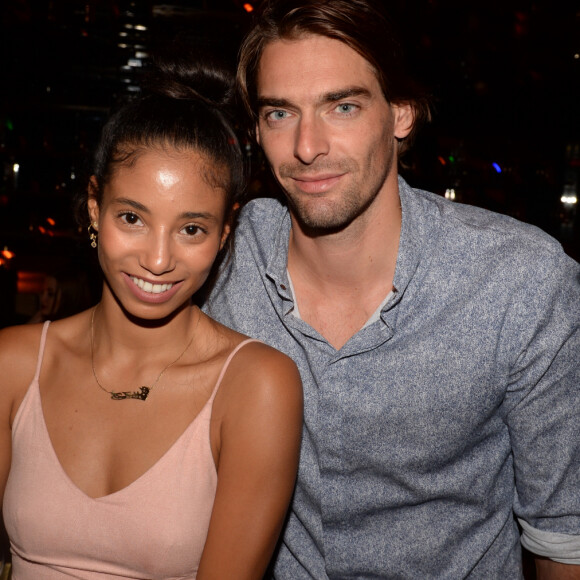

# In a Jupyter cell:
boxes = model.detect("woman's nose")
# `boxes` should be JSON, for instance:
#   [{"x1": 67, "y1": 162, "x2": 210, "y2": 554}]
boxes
[{"x1": 139, "y1": 229, "x2": 176, "y2": 275}]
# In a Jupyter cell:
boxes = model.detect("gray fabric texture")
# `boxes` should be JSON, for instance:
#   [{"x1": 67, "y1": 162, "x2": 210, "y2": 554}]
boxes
[{"x1": 204, "y1": 177, "x2": 580, "y2": 579}]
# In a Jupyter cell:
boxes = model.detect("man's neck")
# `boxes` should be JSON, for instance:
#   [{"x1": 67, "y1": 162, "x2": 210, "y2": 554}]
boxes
[{"x1": 287, "y1": 184, "x2": 402, "y2": 349}]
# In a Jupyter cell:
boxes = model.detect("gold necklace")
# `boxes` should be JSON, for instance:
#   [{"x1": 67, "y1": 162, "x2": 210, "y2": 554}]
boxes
[{"x1": 90, "y1": 306, "x2": 200, "y2": 401}]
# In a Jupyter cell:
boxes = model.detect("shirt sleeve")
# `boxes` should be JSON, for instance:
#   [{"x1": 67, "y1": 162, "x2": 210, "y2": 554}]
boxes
[
  {"x1": 519, "y1": 519, "x2": 580, "y2": 564},
  {"x1": 501, "y1": 249, "x2": 580, "y2": 554}
]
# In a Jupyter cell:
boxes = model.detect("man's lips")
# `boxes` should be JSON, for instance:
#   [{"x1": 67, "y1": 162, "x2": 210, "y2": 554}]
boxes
[{"x1": 291, "y1": 173, "x2": 344, "y2": 194}]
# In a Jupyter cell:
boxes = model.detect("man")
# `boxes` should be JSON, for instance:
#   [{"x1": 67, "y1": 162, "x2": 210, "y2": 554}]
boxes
[{"x1": 205, "y1": 0, "x2": 580, "y2": 577}]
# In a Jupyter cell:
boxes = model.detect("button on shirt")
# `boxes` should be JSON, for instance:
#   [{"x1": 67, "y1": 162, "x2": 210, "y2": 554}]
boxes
[{"x1": 205, "y1": 177, "x2": 580, "y2": 579}]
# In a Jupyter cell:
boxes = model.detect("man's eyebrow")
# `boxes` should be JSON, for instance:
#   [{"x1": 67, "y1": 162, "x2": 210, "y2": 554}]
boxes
[
  {"x1": 321, "y1": 87, "x2": 371, "y2": 103},
  {"x1": 257, "y1": 97, "x2": 292, "y2": 109},
  {"x1": 257, "y1": 87, "x2": 372, "y2": 110}
]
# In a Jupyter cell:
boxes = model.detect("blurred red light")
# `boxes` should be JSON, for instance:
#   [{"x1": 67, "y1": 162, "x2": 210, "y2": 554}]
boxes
[{"x1": 17, "y1": 271, "x2": 45, "y2": 293}]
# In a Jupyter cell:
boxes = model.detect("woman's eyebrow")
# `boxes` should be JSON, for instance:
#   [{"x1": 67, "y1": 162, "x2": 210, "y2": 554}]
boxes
[
  {"x1": 112, "y1": 198, "x2": 149, "y2": 213},
  {"x1": 180, "y1": 211, "x2": 219, "y2": 222}
]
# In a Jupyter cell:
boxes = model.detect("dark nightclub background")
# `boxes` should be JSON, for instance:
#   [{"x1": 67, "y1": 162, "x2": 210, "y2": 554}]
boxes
[{"x1": 0, "y1": 0, "x2": 579, "y2": 327}]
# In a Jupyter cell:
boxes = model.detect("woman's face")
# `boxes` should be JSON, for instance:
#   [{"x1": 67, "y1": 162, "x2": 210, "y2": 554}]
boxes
[{"x1": 88, "y1": 147, "x2": 230, "y2": 320}]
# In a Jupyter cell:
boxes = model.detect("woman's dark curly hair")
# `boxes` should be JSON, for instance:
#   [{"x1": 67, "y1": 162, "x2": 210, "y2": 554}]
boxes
[{"x1": 75, "y1": 43, "x2": 246, "y2": 259}]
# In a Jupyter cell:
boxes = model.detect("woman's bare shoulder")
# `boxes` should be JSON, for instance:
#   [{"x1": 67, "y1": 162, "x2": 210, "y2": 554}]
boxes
[
  {"x1": 234, "y1": 339, "x2": 297, "y2": 373},
  {"x1": 197, "y1": 314, "x2": 302, "y2": 422},
  {"x1": 0, "y1": 322, "x2": 45, "y2": 367},
  {"x1": 209, "y1": 318, "x2": 298, "y2": 379},
  {"x1": 44, "y1": 311, "x2": 91, "y2": 351},
  {"x1": 0, "y1": 314, "x2": 89, "y2": 392},
  {"x1": 0, "y1": 323, "x2": 47, "y2": 402},
  {"x1": 218, "y1": 337, "x2": 303, "y2": 420}
]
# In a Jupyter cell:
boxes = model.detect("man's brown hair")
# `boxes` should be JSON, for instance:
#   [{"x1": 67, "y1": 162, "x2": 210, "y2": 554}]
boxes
[{"x1": 238, "y1": 0, "x2": 431, "y2": 155}]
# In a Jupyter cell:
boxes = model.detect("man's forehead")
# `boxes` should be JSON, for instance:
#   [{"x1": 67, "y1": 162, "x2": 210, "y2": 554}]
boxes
[
  {"x1": 258, "y1": 33, "x2": 371, "y2": 69},
  {"x1": 256, "y1": 35, "x2": 379, "y2": 97}
]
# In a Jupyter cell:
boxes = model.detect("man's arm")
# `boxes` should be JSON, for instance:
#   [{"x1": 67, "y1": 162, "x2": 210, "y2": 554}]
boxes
[
  {"x1": 536, "y1": 558, "x2": 580, "y2": 579},
  {"x1": 506, "y1": 250, "x2": 580, "y2": 570}
]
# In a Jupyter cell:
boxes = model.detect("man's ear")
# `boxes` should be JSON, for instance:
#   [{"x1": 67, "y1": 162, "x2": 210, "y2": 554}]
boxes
[
  {"x1": 87, "y1": 176, "x2": 100, "y2": 227},
  {"x1": 393, "y1": 103, "x2": 414, "y2": 140}
]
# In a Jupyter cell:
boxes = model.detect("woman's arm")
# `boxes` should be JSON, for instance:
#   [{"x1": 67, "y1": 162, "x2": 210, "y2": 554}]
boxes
[
  {"x1": 0, "y1": 325, "x2": 41, "y2": 503},
  {"x1": 197, "y1": 343, "x2": 303, "y2": 580}
]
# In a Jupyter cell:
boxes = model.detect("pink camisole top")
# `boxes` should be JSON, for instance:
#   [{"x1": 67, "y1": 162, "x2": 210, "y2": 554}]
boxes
[{"x1": 3, "y1": 321, "x2": 257, "y2": 579}]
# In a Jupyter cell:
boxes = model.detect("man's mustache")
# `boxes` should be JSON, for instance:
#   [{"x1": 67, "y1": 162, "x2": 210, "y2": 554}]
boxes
[{"x1": 278, "y1": 159, "x2": 358, "y2": 178}]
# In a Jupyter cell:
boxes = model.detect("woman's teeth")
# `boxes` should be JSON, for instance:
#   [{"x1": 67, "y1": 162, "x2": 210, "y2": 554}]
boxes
[{"x1": 130, "y1": 277, "x2": 174, "y2": 294}]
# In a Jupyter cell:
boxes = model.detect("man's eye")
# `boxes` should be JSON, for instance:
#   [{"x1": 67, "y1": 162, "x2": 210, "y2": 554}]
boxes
[
  {"x1": 267, "y1": 110, "x2": 289, "y2": 121},
  {"x1": 336, "y1": 103, "x2": 357, "y2": 114}
]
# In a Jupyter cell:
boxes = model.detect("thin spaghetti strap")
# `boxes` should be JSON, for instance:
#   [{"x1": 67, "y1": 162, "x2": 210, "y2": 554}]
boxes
[
  {"x1": 208, "y1": 339, "x2": 261, "y2": 404},
  {"x1": 33, "y1": 321, "x2": 51, "y2": 383}
]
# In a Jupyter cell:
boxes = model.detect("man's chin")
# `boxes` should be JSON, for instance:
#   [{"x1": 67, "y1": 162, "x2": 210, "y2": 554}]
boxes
[{"x1": 289, "y1": 204, "x2": 355, "y2": 236}]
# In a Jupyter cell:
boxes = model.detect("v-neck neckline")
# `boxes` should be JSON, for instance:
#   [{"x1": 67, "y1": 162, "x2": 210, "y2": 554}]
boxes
[{"x1": 35, "y1": 377, "x2": 216, "y2": 501}]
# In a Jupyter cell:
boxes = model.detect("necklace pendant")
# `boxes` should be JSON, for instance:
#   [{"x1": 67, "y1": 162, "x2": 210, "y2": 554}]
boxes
[{"x1": 110, "y1": 386, "x2": 150, "y2": 401}]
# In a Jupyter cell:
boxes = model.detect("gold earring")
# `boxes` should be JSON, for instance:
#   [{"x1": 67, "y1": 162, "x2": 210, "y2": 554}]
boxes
[{"x1": 88, "y1": 222, "x2": 98, "y2": 248}]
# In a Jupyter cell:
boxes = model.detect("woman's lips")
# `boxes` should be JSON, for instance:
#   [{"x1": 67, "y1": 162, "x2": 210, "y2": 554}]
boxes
[
  {"x1": 130, "y1": 276, "x2": 174, "y2": 294},
  {"x1": 123, "y1": 273, "x2": 183, "y2": 304}
]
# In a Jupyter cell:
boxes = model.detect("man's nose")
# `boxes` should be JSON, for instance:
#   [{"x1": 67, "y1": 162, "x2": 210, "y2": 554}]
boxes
[{"x1": 294, "y1": 114, "x2": 329, "y2": 165}]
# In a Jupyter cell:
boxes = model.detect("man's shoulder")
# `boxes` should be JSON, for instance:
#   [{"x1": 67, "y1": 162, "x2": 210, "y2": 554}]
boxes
[
  {"x1": 205, "y1": 197, "x2": 289, "y2": 324},
  {"x1": 238, "y1": 196, "x2": 287, "y2": 234},
  {"x1": 398, "y1": 181, "x2": 580, "y2": 300},
  {"x1": 411, "y1": 185, "x2": 566, "y2": 262}
]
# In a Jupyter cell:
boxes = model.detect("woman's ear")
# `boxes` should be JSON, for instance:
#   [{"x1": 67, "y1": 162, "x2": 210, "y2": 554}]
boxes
[
  {"x1": 220, "y1": 223, "x2": 231, "y2": 251},
  {"x1": 87, "y1": 176, "x2": 100, "y2": 226},
  {"x1": 220, "y1": 202, "x2": 239, "y2": 250}
]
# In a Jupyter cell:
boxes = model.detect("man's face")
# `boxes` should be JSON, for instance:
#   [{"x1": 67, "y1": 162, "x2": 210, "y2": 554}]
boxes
[{"x1": 255, "y1": 34, "x2": 412, "y2": 233}]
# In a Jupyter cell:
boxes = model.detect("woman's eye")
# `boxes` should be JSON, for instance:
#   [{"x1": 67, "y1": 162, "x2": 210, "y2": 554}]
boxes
[
  {"x1": 120, "y1": 212, "x2": 141, "y2": 225},
  {"x1": 182, "y1": 224, "x2": 203, "y2": 236}
]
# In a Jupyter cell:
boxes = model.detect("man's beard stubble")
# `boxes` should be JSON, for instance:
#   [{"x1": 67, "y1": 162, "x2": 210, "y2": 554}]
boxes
[{"x1": 275, "y1": 155, "x2": 391, "y2": 236}]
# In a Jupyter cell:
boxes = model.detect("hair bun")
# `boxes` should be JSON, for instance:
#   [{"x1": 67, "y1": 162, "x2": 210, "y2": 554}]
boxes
[{"x1": 142, "y1": 43, "x2": 235, "y2": 108}]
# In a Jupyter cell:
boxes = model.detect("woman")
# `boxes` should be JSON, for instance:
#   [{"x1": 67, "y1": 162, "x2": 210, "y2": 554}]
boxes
[{"x1": 0, "y1": 49, "x2": 302, "y2": 579}]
